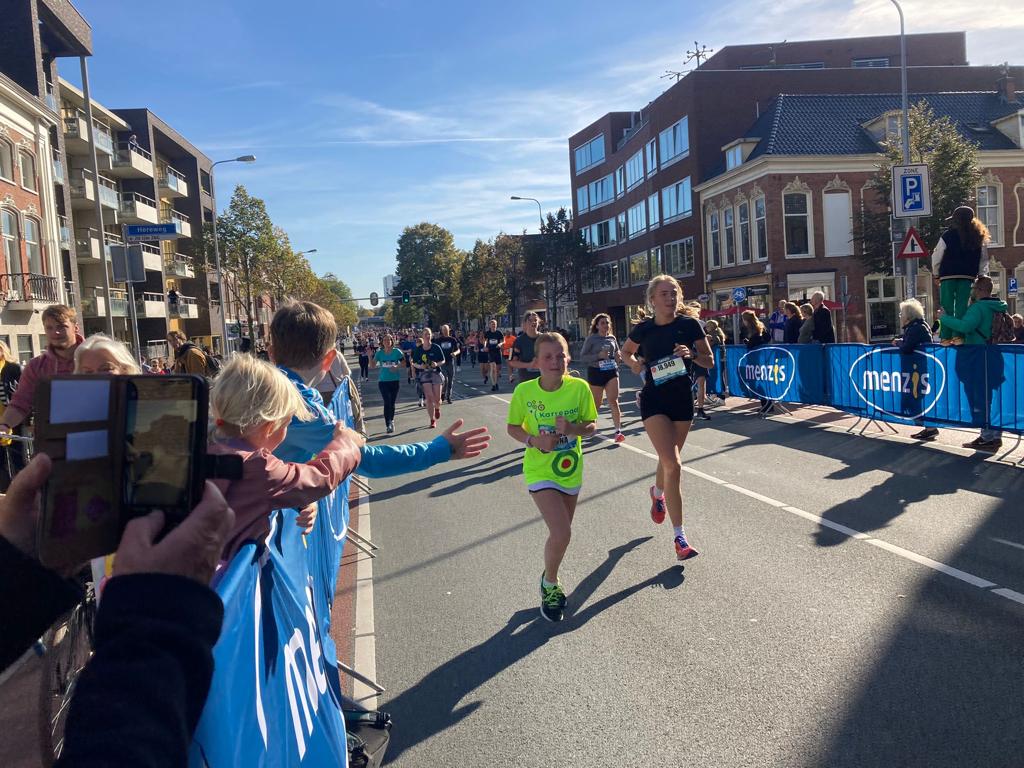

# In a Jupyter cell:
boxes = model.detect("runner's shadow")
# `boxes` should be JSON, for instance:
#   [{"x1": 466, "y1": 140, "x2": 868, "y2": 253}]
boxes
[{"x1": 382, "y1": 537, "x2": 674, "y2": 764}]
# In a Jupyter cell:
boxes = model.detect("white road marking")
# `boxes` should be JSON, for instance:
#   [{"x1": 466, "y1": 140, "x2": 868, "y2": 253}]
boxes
[
  {"x1": 352, "y1": 486, "x2": 379, "y2": 704},
  {"x1": 990, "y1": 588, "x2": 1024, "y2": 605},
  {"x1": 991, "y1": 537, "x2": 1024, "y2": 553}
]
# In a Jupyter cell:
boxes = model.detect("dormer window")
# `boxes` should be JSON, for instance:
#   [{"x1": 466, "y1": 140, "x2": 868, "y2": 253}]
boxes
[
  {"x1": 722, "y1": 138, "x2": 759, "y2": 171},
  {"x1": 885, "y1": 113, "x2": 901, "y2": 142},
  {"x1": 726, "y1": 146, "x2": 743, "y2": 170}
]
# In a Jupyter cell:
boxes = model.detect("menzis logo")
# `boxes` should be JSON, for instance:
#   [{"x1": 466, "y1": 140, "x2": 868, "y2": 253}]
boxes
[
  {"x1": 737, "y1": 346, "x2": 796, "y2": 401},
  {"x1": 848, "y1": 348, "x2": 946, "y2": 420}
]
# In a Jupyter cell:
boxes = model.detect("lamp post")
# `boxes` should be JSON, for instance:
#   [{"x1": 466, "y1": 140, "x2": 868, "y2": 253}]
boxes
[
  {"x1": 511, "y1": 195, "x2": 549, "y2": 328},
  {"x1": 210, "y1": 154, "x2": 256, "y2": 354},
  {"x1": 510, "y1": 195, "x2": 544, "y2": 230},
  {"x1": 891, "y1": 0, "x2": 916, "y2": 300}
]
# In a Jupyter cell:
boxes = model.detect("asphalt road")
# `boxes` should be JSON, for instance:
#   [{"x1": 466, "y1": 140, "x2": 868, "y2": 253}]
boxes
[{"x1": 356, "y1": 362, "x2": 1024, "y2": 768}]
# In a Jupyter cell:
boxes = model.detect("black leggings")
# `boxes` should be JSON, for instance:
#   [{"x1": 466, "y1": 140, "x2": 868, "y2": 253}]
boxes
[
  {"x1": 378, "y1": 379, "x2": 399, "y2": 423},
  {"x1": 358, "y1": 355, "x2": 369, "y2": 378}
]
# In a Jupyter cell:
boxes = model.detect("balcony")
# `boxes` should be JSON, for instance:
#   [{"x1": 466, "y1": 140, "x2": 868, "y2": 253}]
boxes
[
  {"x1": 137, "y1": 292, "x2": 168, "y2": 319},
  {"x1": 97, "y1": 174, "x2": 120, "y2": 210},
  {"x1": 158, "y1": 165, "x2": 188, "y2": 198},
  {"x1": 68, "y1": 169, "x2": 95, "y2": 209},
  {"x1": 44, "y1": 82, "x2": 57, "y2": 113},
  {"x1": 164, "y1": 254, "x2": 195, "y2": 279},
  {"x1": 1, "y1": 273, "x2": 61, "y2": 310},
  {"x1": 170, "y1": 294, "x2": 198, "y2": 319},
  {"x1": 102, "y1": 142, "x2": 154, "y2": 179},
  {"x1": 160, "y1": 208, "x2": 191, "y2": 239},
  {"x1": 81, "y1": 288, "x2": 129, "y2": 319},
  {"x1": 120, "y1": 192, "x2": 159, "y2": 224},
  {"x1": 75, "y1": 229, "x2": 121, "y2": 264},
  {"x1": 62, "y1": 110, "x2": 114, "y2": 156},
  {"x1": 58, "y1": 216, "x2": 71, "y2": 250},
  {"x1": 52, "y1": 150, "x2": 65, "y2": 185},
  {"x1": 140, "y1": 243, "x2": 162, "y2": 272}
]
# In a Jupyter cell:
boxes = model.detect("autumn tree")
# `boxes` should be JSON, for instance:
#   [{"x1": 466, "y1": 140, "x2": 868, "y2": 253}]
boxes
[
  {"x1": 521, "y1": 207, "x2": 593, "y2": 327},
  {"x1": 460, "y1": 239, "x2": 511, "y2": 325},
  {"x1": 394, "y1": 223, "x2": 464, "y2": 327}
]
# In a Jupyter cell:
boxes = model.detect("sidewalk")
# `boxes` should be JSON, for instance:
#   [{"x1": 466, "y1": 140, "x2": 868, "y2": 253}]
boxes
[{"x1": 704, "y1": 395, "x2": 1024, "y2": 466}]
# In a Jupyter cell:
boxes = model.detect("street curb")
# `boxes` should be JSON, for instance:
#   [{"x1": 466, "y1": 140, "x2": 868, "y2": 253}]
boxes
[{"x1": 351, "y1": 486, "x2": 379, "y2": 704}]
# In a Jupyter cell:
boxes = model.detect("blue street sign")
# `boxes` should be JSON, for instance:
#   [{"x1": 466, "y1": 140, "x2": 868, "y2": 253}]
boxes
[
  {"x1": 1009, "y1": 277, "x2": 1018, "y2": 297},
  {"x1": 901, "y1": 175, "x2": 923, "y2": 211},
  {"x1": 124, "y1": 223, "x2": 179, "y2": 241},
  {"x1": 731, "y1": 287, "x2": 747, "y2": 304},
  {"x1": 891, "y1": 164, "x2": 932, "y2": 218}
]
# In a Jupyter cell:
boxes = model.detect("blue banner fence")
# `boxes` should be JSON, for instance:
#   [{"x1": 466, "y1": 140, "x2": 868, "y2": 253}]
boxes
[
  {"x1": 713, "y1": 343, "x2": 1024, "y2": 435},
  {"x1": 190, "y1": 382, "x2": 357, "y2": 767}
]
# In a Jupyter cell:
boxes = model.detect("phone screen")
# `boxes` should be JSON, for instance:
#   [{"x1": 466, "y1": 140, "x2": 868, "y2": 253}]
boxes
[{"x1": 124, "y1": 377, "x2": 200, "y2": 512}]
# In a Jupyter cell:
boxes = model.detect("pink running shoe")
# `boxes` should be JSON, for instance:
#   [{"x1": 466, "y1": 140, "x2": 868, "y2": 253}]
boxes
[
  {"x1": 674, "y1": 534, "x2": 699, "y2": 561},
  {"x1": 649, "y1": 486, "x2": 666, "y2": 525},
  {"x1": 614, "y1": 431, "x2": 625, "y2": 443}
]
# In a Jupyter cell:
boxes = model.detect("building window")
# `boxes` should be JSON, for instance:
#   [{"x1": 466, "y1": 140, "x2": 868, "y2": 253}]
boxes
[
  {"x1": 648, "y1": 192, "x2": 660, "y2": 229},
  {"x1": 661, "y1": 177, "x2": 692, "y2": 222},
  {"x1": 723, "y1": 207, "x2": 736, "y2": 265},
  {"x1": 626, "y1": 150, "x2": 644, "y2": 191},
  {"x1": 573, "y1": 134, "x2": 605, "y2": 174},
  {"x1": 615, "y1": 166, "x2": 625, "y2": 198},
  {"x1": 725, "y1": 146, "x2": 743, "y2": 170},
  {"x1": 616, "y1": 211, "x2": 627, "y2": 241},
  {"x1": 853, "y1": 57, "x2": 889, "y2": 68},
  {"x1": 593, "y1": 219, "x2": 613, "y2": 247},
  {"x1": 738, "y1": 201, "x2": 751, "y2": 263},
  {"x1": 708, "y1": 210, "x2": 721, "y2": 269},
  {"x1": 650, "y1": 246, "x2": 662, "y2": 274},
  {"x1": 865, "y1": 275, "x2": 901, "y2": 341},
  {"x1": 658, "y1": 116, "x2": 689, "y2": 166},
  {"x1": 19, "y1": 152, "x2": 36, "y2": 192},
  {"x1": 24, "y1": 218, "x2": 41, "y2": 274},
  {"x1": 16, "y1": 334, "x2": 33, "y2": 365},
  {"x1": 754, "y1": 196, "x2": 767, "y2": 261},
  {"x1": 2, "y1": 209, "x2": 18, "y2": 274},
  {"x1": 0, "y1": 141, "x2": 13, "y2": 182},
  {"x1": 588, "y1": 174, "x2": 614, "y2": 208},
  {"x1": 976, "y1": 184, "x2": 1001, "y2": 245},
  {"x1": 627, "y1": 201, "x2": 646, "y2": 239},
  {"x1": 784, "y1": 193, "x2": 811, "y2": 256},
  {"x1": 665, "y1": 238, "x2": 695, "y2": 277},
  {"x1": 576, "y1": 185, "x2": 589, "y2": 214},
  {"x1": 630, "y1": 251, "x2": 650, "y2": 285},
  {"x1": 824, "y1": 191, "x2": 853, "y2": 256},
  {"x1": 645, "y1": 139, "x2": 657, "y2": 176},
  {"x1": 200, "y1": 169, "x2": 212, "y2": 194}
]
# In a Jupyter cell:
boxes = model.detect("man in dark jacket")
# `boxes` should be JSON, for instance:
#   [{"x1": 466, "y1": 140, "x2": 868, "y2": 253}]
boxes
[
  {"x1": 810, "y1": 291, "x2": 836, "y2": 344},
  {"x1": 0, "y1": 454, "x2": 233, "y2": 766}
]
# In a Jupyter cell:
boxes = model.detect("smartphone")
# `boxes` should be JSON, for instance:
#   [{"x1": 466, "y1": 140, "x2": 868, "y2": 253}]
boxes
[{"x1": 35, "y1": 375, "x2": 208, "y2": 571}]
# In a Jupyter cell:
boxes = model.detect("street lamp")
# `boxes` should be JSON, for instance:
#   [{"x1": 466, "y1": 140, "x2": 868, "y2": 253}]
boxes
[
  {"x1": 297, "y1": 249, "x2": 318, "y2": 256},
  {"x1": 210, "y1": 154, "x2": 256, "y2": 354},
  {"x1": 510, "y1": 195, "x2": 544, "y2": 230},
  {"x1": 890, "y1": 0, "x2": 916, "y2": 300}
]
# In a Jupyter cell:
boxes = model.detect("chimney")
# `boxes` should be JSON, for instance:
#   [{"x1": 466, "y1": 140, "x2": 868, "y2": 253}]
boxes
[{"x1": 996, "y1": 64, "x2": 1016, "y2": 104}]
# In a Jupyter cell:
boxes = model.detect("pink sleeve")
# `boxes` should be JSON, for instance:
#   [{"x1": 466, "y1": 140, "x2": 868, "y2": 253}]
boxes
[
  {"x1": 8, "y1": 357, "x2": 41, "y2": 416},
  {"x1": 262, "y1": 436, "x2": 361, "y2": 509}
]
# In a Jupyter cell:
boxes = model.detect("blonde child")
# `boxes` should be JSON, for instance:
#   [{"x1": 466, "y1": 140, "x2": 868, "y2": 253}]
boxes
[{"x1": 207, "y1": 354, "x2": 362, "y2": 560}]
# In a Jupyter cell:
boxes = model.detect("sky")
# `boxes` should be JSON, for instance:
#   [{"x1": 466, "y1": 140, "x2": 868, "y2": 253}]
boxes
[{"x1": 62, "y1": 0, "x2": 1021, "y2": 305}]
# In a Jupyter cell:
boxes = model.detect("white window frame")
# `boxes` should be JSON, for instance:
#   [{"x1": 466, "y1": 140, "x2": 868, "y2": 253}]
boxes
[
  {"x1": 576, "y1": 185, "x2": 589, "y2": 214},
  {"x1": 24, "y1": 217, "x2": 42, "y2": 274},
  {"x1": 753, "y1": 195, "x2": 768, "y2": 261},
  {"x1": 2, "y1": 208, "x2": 19, "y2": 274},
  {"x1": 723, "y1": 206, "x2": 736, "y2": 266},
  {"x1": 625, "y1": 150, "x2": 644, "y2": 191},
  {"x1": 18, "y1": 151, "x2": 37, "y2": 193},
  {"x1": 665, "y1": 237, "x2": 695, "y2": 277},
  {"x1": 783, "y1": 191, "x2": 813, "y2": 258},
  {"x1": 573, "y1": 134, "x2": 605, "y2": 175},
  {"x1": 627, "y1": 200, "x2": 646, "y2": 239},
  {"x1": 616, "y1": 211, "x2": 627, "y2": 241},
  {"x1": 645, "y1": 139, "x2": 657, "y2": 177},
  {"x1": 648, "y1": 192, "x2": 660, "y2": 230},
  {"x1": 823, "y1": 190, "x2": 853, "y2": 257},
  {"x1": 976, "y1": 182, "x2": 1002, "y2": 247},
  {"x1": 737, "y1": 201, "x2": 751, "y2": 263},
  {"x1": 615, "y1": 166, "x2": 625, "y2": 198},
  {"x1": 658, "y1": 116, "x2": 689, "y2": 168},
  {"x1": 0, "y1": 140, "x2": 14, "y2": 183},
  {"x1": 725, "y1": 146, "x2": 743, "y2": 170},
  {"x1": 707, "y1": 208, "x2": 721, "y2": 270}
]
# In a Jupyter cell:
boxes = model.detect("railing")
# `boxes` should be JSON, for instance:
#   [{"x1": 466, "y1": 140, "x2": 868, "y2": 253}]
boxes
[
  {"x1": 114, "y1": 140, "x2": 152, "y2": 162},
  {"x1": 170, "y1": 294, "x2": 198, "y2": 318},
  {"x1": 160, "y1": 165, "x2": 187, "y2": 192},
  {"x1": 0, "y1": 273, "x2": 60, "y2": 303},
  {"x1": 162, "y1": 209, "x2": 190, "y2": 226},
  {"x1": 142, "y1": 342, "x2": 169, "y2": 361},
  {"x1": 120, "y1": 191, "x2": 157, "y2": 217},
  {"x1": 58, "y1": 216, "x2": 71, "y2": 249},
  {"x1": 44, "y1": 82, "x2": 57, "y2": 113},
  {"x1": 97, "y1": 174, "x2": 119, "y2": 208},
  {"x1": 164, "y1": 254, "x2": 194, "y2": 277},
  {"x1": 68, "y1": 168, "x2": 93, "y2": 200},
  {"x1": 52, "y1": 149, "x2": 64, "y2": 184},
  {"x1": 82, "y1": 287, "x2": 129, "y2": 318},
  {"x1": 62, "y1": 110, "x2": 113, "y2": 153}
]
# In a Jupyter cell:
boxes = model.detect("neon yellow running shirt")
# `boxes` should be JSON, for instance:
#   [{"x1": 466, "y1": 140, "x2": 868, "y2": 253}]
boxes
[{"x1": 507, "y1": 375, "x2": 598, "y2": 489}]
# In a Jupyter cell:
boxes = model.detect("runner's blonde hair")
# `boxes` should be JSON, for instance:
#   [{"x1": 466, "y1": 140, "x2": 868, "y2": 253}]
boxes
[{"x1": 211, "y1": 353, "x2": 314, "y2": 436}]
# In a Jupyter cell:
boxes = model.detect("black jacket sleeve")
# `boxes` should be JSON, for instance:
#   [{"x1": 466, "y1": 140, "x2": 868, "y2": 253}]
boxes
[
  {"x1": 813, "y1": 307, "x2": 836, "y2": 344},
  {"x1": 56, "y1": 574, "x2": 224, "y2": 768},
  {"x1": 0, "y1": 536, "x2": 82, "y2": 672}
]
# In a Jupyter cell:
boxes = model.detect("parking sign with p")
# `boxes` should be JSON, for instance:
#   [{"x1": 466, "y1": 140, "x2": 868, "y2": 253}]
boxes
[{"x1": 892, "y1": 164, "x2": 931, "y2": 218}]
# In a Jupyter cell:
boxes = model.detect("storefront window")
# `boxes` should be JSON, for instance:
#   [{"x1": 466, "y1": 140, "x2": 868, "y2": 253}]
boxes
[{"x1": 865, "y1": 275, "x2": 900, "y2": 341}]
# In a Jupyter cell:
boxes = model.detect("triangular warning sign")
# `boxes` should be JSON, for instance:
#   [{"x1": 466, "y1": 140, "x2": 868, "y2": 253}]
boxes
[{"x1": 897, "y1": 227, "x2": 928, "y2": 259}]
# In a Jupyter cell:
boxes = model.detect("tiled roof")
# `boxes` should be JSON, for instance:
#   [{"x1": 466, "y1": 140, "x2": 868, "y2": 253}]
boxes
[{"x1": 744, "y1": 91, "x2": 1023, "y2": 160}]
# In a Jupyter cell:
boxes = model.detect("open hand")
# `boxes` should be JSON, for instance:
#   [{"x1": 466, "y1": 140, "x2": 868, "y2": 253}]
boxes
[
  {"x1": 629, "y1": 359, "x2": 645, "y2": 375},
  {"x1": 0, "y1": 452, "x2": 51, "y2": 558},
  {"x1": 442, "y1": 418, "x2": 491, "y2": 459}
]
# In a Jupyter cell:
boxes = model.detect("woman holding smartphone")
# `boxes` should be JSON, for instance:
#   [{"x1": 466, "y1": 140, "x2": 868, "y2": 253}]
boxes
[{"x1": 411, "y1": 327, "x2": 446, "y2": 428}]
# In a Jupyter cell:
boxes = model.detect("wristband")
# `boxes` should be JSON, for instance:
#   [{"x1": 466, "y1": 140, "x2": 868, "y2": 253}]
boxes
[{"x1": 524, "y1": 435, "x2": 533, "y2": 449}]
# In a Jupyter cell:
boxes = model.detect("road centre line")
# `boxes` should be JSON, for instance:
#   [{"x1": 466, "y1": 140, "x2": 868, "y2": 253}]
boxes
[{"x1": 991, "y1": 537, "x2": 1024, "y2": 553}]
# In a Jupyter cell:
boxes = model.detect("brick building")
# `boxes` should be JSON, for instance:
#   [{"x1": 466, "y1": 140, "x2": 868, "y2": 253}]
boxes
[
  {"x1": 695, "y1": 87, "x2": 1024, "y2": 343},
  {"x1": 569, "y1": 32, "x2": 1024, "y2": 337}
]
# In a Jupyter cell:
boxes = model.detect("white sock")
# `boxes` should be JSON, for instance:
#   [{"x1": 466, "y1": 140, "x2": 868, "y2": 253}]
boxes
[
  {"x1": 673, "y1": 525, "x2": 684, "y2": 539},
  {"x1": 542, "y1": 574, "x2": 558, "y2": 588},
  {"x1": 653, "y1": 485, "x2": 664, "y2": 498}
]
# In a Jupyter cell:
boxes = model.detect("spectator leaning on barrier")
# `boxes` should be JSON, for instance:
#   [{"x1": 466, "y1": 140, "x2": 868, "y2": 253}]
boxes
[
  {"x1": 797, "y1": 304, "x2": 815, "y2": 344},
  {"x1": 893, "y1": 299, "x2": 938, "y2": 442},
  {"x1": 810, "y1": 291, "x2": 836, "y2": 344},
  {"x1": 932, "y1": 205, "x2": 989, "y2": 344},
  {"x1": 939, "y1": 275, "x2": 1007, "y2": 451},
  {"x1": 783, "y1": 302, "x2": 802, "y2": 344},
  {"x1": 741, "y1": 310, "x2": 773, "y2": 416},
  {"x1": 768, "y1": 300, "x2": 787, "y2": 343},
  {"x1": 1012, "y1": 314, "x2": 1024, "y2": 343}
]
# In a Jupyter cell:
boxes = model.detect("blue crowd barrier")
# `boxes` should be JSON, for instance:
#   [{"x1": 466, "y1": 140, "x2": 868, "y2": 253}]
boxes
[
  {"x1": 717, "y1": 343, "x2": 1024, "y2": 436},
  {"x1": 190, "y1": 381, "x2": 356, "y2": 767}
]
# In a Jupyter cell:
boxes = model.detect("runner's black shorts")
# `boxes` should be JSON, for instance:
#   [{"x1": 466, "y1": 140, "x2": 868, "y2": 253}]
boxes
[
  {"x1": 488, "y1": 350, "x2": 503, "y2": 365},
  {"x1": 586, "y1": 367, "x2": 618, "y2": 387},
  {"x1": 639, "y1": 378, "x2": 694, "y2": 422},
  {"x1": 690, "y1": 363, "x2": 709, "y2": 379}
]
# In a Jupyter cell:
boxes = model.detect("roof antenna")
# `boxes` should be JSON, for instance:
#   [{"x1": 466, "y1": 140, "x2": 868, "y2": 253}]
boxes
[{"x1": 662, "y1": 41, "x2": 714, "y2": 82}]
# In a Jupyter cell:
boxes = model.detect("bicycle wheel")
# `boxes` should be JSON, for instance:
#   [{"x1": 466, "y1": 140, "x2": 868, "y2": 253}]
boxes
[{"x1": 38, "y1": 583, "x2": 95, "y2": 766}]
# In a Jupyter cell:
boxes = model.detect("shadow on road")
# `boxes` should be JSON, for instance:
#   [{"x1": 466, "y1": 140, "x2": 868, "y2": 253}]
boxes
[{"x1": 382, "y1": 536, "x2": 682, "y2": 764}]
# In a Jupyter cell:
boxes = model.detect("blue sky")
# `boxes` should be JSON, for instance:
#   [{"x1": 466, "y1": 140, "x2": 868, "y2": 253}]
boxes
[{"x1": 62, "y1": 0, "x2": 1019, "y2": 304}]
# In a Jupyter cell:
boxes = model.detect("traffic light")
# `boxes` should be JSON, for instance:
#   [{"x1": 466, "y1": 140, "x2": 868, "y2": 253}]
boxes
[{"x1": 401, "y1": 290, "x2": 411, "y2": 305}]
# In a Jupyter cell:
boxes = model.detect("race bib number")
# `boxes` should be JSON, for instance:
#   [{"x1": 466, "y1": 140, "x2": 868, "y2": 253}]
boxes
[
  {"x1": 598, "y1": 359, "x2": 617, "y2": 372},
  {"x1": 441, "y1": 342, "x2": 451, "y2": 350},
  {"x1": 649, "y1": 354, "x2": 687, "y2": 386},
  {"x1": 488, "y1": 339, "x2": 499, "y2": 347},
  {"x1": 539, "y1": 425, "x2": 572, "y2": 451}
]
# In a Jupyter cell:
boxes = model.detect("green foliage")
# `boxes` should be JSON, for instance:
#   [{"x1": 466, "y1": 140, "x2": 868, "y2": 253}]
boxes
[
  {"x1": 522, "y1": 207, "x2": 593, "y2": 321},
  {"x1": 460, "y1": 238, "x2": 511, "y2": 323},
  {"x1": 394, "y1": 223, "x2": 464, "y2": 326},
  {"x1": 858, "y1": 102, "x2": 982, "y2": 273}
]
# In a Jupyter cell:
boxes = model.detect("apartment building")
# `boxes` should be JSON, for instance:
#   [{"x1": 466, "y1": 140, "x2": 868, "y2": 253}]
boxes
[
  {"x1": 695, "y1": 82, "x2": 1024, "y2": 343},
  {"x1": 569, "y1": 32, "x2": 1024, "y2": 336}
]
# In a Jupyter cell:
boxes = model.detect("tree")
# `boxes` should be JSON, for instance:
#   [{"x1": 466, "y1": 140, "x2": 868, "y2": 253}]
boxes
[
  {"x1": 522, "y1": 207, "x2": 593, "y2": 329},
  {"x1": 215, "y1": 185, "x2": 278, "y2": 347},
  {"x1": 318, "y1": 272, "x2": 359, "y2": 330},
  {"x1": 460, "y1": 239, "x2": 511, "y2": 325},
  {"x1": 858, "y1": 102, "x2": 982, "y2": 273},
  {"x1": 394, "y1": 223, "x2": 464, "y2": 328}
]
